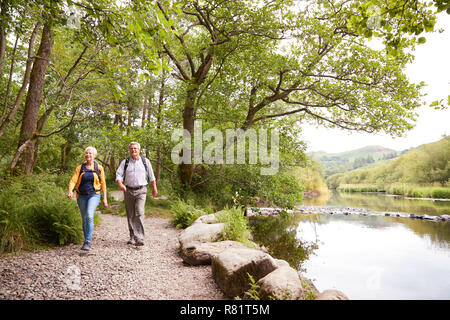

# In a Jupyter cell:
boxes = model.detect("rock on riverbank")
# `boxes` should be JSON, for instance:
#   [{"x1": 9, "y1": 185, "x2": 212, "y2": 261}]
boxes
[
  {"x1": 247, "y1": 206, "x2": 450, "y2": 222},
  {"x1": 178, "y1": 213, "x2": 348, "y2": 300}
]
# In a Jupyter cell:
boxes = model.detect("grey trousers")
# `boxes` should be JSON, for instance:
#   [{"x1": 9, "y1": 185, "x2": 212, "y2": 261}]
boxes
[{"x1": 124, "y1": 186, "x2": 147, "y2": 242}]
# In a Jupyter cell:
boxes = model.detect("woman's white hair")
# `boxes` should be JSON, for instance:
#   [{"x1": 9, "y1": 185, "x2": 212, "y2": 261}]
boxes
[
  {"x1": 84, "y1": 146, "x2": 98, "y2": 157},
  {"x1": 128, "y1": 142, "x2": 141, "y2": 149}
]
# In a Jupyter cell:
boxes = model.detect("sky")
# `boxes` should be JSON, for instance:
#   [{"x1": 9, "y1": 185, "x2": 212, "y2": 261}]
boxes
[{"x1": 301, "y1": 13, "x2": 450, "y2": 154}]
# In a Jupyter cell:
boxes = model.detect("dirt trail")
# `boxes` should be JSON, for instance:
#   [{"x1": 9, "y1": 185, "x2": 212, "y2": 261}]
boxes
[{"x1": 0, "y1": 213, "x2": 225, "y2": 300}]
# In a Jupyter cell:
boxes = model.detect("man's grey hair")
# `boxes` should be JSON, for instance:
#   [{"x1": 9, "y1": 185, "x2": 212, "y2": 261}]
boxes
[
  {"x1": 128, "y1": 142, "x2": 141, "y2": 149},
  {"x1": 85, "y1": 146, "x2": 97, "y2": 157}
]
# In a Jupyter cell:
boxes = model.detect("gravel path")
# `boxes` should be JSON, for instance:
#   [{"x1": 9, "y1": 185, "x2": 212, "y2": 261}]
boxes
[{"x1": 0, "y1": 213, "x2": 226, "y2": 300}]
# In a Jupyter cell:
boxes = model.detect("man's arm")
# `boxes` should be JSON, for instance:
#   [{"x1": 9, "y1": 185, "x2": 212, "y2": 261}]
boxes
[
  {"x1": 116, "y1": 160, "x2": 127, "y2": 192},
  {"x1": 151, "y1": 180, "x2": 157, "y2": 198},
  {"x1": 145, "y1": 158, "x2": 157, "y2": 198}
]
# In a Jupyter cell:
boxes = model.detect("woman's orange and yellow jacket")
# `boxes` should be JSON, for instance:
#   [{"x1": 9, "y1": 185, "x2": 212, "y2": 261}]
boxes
[{"x1": 68, "y1": 163, "x2": 107, "y2": 198}]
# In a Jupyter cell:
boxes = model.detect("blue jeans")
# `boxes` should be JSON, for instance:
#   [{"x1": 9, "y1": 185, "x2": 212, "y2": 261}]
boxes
[{"x1": 76, "y1": 193, "x2": 100, "y2": 243}]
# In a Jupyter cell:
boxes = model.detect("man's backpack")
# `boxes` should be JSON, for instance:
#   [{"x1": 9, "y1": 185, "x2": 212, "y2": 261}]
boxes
[{"x1": 123, "y1": 157, "x2": 150, "y2": 182}]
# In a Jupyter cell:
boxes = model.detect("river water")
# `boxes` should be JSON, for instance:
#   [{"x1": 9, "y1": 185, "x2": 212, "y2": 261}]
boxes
[{"x1": 250, "y1": 192, "x2": 450, "y2": 300}]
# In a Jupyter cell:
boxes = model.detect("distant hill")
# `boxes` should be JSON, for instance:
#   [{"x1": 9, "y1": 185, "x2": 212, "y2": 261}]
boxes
[
  {"x1": 325, "y1": 136, "x2": 450, "y2": 189},
  {"x1": 309, "y1": 145, "x2": 399, "y2": 177}
]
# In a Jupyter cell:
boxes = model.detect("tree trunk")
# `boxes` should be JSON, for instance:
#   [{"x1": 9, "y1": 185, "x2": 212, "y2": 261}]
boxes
[
  {"x1": 178, "y1": 87, "x2": 197, "y2": 186},
  {"x1": 155, "y1": 73, "x2": 165, "y2": 183},
  {"x1": 60, "y1": 143, "x2": 72, "y2": 173},
  {"x1": 0, "y1": 1, "x2": 7, "y2": 81},
  {"x1": 0, "y1": 21, "x2": 41, "y2": 137},
  {"x1": 15, "y1": 23, "x2": 53, "y2": 175},
  {"x1": 141, "y1": 94, "x2": 147, "y2": 128},
  {"x1": 141, "y1": 79, "x2": 149, "y2": 128}
]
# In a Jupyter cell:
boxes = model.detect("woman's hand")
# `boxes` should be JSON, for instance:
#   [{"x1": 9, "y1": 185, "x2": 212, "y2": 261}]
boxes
[
  {"x1": 103, "y1": 198, "x2": 108, "y2": 207},
  {"x1": 68, "y1": 190, "x2": 73, "y2": 199}
]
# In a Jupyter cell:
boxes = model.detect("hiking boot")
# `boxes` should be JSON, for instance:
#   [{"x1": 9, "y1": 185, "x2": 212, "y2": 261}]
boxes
[
  {"x1": 135, "y1": 240, "x2": 144, "y2": 246},
  {"x1": 127, "y1": 239, "x2": 135, "y2": 245},
  {"x1": 81, "y1": 241, "x2": 91, "y2": 251}
]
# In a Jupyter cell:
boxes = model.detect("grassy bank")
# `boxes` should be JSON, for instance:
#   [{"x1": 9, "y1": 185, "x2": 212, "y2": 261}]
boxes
[{"x1": 337, "y1": 183, "x2": 450, "y2": 199}]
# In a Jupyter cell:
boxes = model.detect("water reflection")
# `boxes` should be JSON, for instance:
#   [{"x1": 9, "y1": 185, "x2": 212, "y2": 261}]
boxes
[
  {"x1": 250, "y1": 192, "x2": 450, "y2": 299},
  {"x1": 296, "y1": 214, "x2": 450, "y2": 299},
  {"x1": 303, "y1": 191, "x2": 450, "y2": 216},
  {"x1": 249, "y1": 212, "x2": 318, "y2": 271},
  {"x1": 300, "y1": 213, "x2": 450, "y2": 249}
]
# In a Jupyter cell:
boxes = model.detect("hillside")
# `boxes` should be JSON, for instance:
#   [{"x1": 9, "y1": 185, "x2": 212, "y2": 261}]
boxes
[
  {"x1": 309, "y1": 145, "x2": 399, "y2": 177},
  {"x1": 326, "y1": 136, "x2": 450, "y2": 190}
]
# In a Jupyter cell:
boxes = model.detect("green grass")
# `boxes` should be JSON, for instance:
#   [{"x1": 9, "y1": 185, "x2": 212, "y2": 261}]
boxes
[
  {"x1": 337, "y1": 183, "x2": 450, "y2": 199},
  {"x1": 337, "y1": 184, "x2": 383, "y2": 193},
  {"x1": 216, "y1": 206, "x2": 255, "y2": 248},
  {"x1": 386, "y1": 184, "x2": 450, "y2": 199}
]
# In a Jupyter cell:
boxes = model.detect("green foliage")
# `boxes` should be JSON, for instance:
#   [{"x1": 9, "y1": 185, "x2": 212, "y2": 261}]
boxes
[
  {"x1": 0, "y1": 174, "x2": 83, "y2": 254},
  {"x1": 243, "y1": 273, "x2": 261, "y2": 300},
  {"x1": 327, "y1": 136, "x2": 450, "y2": 194},
  {"x1": 289, "y1": 161, "x2": 329, "y2": 195},
  {"x1": 169, "y1": 199, "x2": 206, "y2": 229},
  {"x1": 302, "y1": 282, "x2": 318, "y2": 300},
  {"x1": 337, "y1": 184, "x2": 383, "y2": 193},
  {"x1": 215, "y1": 207, "x2": 254, "y2": 247},
  {"x1": 386, "y1": 184, "x2": 450, "y2": 199}
]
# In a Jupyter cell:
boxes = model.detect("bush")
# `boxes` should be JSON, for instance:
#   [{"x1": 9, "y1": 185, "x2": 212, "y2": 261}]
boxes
[
  {"x1": 216, "y1": 207, "x2": 254, "y2": 247},
  {"x1": 169, "y1": 199, "x2": 206, "y2": 229},
  {"x1": 0, "y1": 174, "x2": 83, "y2": 254},
  {"x1": 431, "y1": 187, "x2": 450, "y2": 199}
]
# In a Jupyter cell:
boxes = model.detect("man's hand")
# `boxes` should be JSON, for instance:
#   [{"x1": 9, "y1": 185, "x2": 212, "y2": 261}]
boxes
[
  {"x1": 151, "y1": 181, "x2": 157, "y2": 198},
  {"x1": 117, "y1": 180, "x2": 127, "y2": 192}
]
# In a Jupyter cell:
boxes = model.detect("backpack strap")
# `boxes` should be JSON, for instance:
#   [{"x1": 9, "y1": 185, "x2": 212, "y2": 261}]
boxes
[
  {"x1": 123, "y1": 157, "x2": 130, "y2": 182},
  {"x1": 142, "y1": 157, "x2": 150, "y2": 182},
  {"x1": 122, "y1": 156, "x2": 149, "y2": 183},
  {"x1": 76, "y1": 161, "x2": 101, "y2": 192}
]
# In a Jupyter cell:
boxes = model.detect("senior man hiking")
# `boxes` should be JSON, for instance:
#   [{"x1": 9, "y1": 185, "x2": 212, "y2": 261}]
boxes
[{"x1": 116, "y1": 142, "x2": 158, "y2": 246}]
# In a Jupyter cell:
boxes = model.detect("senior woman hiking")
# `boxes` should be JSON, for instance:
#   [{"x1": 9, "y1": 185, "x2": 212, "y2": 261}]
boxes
[{"x1": 68, "y1": 146, "x2": 108, "y2": 251}]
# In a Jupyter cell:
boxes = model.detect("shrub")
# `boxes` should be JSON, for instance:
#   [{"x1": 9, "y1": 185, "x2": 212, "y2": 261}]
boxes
[
  {"x1": 216, "y1": 206, "x2": 254, "y2": 247},
  {"x1": 430, "y1": 187, "x2": 450, "y2": 199},
  {"x1": 169, "y1": 199, "x2": 206, "y2": 229},
  {"x1": 0, "y1": 174, "x2": 83, "y2": 254}
]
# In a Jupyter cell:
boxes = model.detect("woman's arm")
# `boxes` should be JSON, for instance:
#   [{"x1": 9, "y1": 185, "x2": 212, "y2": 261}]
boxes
[
  {"x1": 68, "y1": 165, "x2": 81, "y2": 199},
  {"x1": 100, "y1": 166, "x2": 108, "y2": 207}
]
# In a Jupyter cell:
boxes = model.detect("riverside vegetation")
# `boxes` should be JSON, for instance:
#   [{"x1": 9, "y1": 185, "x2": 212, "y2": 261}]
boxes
[{"x1": 326, "y1": 136, "x2": 450, "y2": 199}]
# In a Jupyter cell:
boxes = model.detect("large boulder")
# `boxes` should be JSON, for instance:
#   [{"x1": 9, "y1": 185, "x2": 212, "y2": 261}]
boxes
[
  {"x1": 315, "y1": 289, "x2": 349, "y2": 300},
  {"x1": 211, "y1": 247, "x2": 278, "y2": 298},
  {"x1": 178, "y1": 222, "x2": 225, "y2": 249},
  {"x1": 256, "y1": 266, "x2": 303, "y2": 300},
  {"x1": 180, "y1": 240, "x2": 247, "y2": 265}
]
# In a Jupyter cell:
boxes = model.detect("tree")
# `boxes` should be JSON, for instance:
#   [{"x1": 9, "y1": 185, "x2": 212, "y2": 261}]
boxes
[{"x1": 152, "y1": 0, "x2": 444, "y2": 188}]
